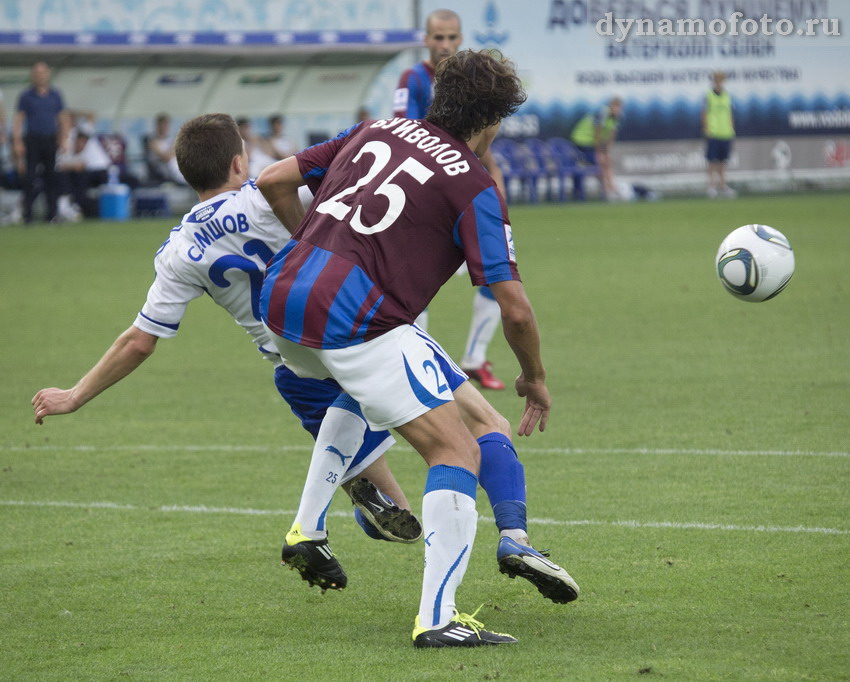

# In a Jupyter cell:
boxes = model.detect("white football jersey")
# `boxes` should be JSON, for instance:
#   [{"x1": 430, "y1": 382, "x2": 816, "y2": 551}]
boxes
[{"x1": 134, "y1": 180, "x2": 290, "y2": 364}]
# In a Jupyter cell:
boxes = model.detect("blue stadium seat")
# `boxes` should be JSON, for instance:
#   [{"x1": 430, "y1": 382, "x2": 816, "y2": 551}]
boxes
[
  {"x1": 547, "y1": 138, "x2": 600, "y2": 201},
  {"x1": 490, "y1": 138, "x2": 546, "y2": 203},
  {"x1": 523, "y1": 138, "x2": 560, "y2": 201}
]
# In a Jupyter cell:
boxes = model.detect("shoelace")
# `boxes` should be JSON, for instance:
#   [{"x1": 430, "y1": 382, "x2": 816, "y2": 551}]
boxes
[
  {"x1": 452, "y1": 606, "x2": 487, "y2": 637},
  {"x1": 453, "y1": 606, "x2": 513, "y2": 639}
]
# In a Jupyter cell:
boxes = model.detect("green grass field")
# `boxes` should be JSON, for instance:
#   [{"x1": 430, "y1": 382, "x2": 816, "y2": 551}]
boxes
[{"x1": 2, "y1": 193, "x2": 848, "y2": 680}]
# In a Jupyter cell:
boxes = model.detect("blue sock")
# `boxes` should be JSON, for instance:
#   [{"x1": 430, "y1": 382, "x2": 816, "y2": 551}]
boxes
[{"x1": 477, "y1": 432, "x2": 527, "y2": 533}]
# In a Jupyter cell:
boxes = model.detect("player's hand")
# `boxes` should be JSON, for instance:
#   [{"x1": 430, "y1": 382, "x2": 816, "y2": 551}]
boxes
[
  {"x1": 515, "y1": 375, "x2": 550, "y2": 436},
  {"x1": 31, "y1": 388, "x2": 78, "y2": 425}
]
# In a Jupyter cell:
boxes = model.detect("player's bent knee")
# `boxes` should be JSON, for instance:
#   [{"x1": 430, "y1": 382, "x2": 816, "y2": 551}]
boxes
[
  {"x1": 469, "y1": 402, "x2": 512, "y2": 440},
  {"x1": 490, "y1": 412, "x2": 512, "y2": 439},
  {"x1": 395, "y1": 403, "x2": 480, "y2": 473},
  {"x1": 454, "y1": 382, "x2": 511, "y2": 439}
]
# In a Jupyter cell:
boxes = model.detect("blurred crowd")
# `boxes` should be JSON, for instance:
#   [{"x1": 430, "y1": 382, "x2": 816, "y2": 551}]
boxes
[{"x1": 0, "y1": 61, "x2": 298, "y2": 224}]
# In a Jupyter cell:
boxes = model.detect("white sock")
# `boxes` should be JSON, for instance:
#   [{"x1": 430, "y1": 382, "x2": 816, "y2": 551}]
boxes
[
  {"x1": 293, "y1": 405, "x2": 366, "y2": 540},
  {"x1": 500, "y1": 529, "x2": 530, "y2": 546},
  {"x1": 418, "y1": 466, "x2": 478, "y2": 629},
  {"x1": 461, "y1": 289, "x2": 500, "y2": 370}
]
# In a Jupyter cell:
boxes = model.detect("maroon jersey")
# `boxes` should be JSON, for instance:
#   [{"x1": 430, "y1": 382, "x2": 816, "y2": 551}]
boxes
[{"x1": 261, "y1": 118, "x2": 520, "y2": 349}]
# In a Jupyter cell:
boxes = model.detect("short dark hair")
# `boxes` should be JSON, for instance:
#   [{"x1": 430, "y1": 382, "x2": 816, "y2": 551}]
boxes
[
  {"x1": 426, "y1": 49, "x2": 526, "y2": 141},
  {"x1": 174, "y1": 113, "x2": 243, "y2": 193},
  {"x1": 425, "y1": 8, "x2": 461, "y2": 33}
]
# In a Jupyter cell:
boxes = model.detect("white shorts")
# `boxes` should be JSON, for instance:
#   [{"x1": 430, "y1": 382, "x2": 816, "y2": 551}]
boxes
[{"x1": 264, "y1": 324, "x2": 468, "y2": 430}]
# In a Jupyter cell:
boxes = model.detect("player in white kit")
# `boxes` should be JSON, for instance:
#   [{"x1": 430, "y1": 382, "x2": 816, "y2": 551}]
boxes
[{"x1": 31, "y1": 114, "x2": 421, "y2": 590}]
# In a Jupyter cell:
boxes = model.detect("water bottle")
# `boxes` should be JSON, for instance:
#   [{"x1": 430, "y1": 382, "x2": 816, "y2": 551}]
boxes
[{"x1": 101, "y1": 164, "x2": 130, "y2": 221}]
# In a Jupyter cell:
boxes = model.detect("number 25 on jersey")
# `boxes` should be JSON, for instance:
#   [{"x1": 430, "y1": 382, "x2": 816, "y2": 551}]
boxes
[{"x1": 316, "y1": 140, "x2": 434, "y2": 235}]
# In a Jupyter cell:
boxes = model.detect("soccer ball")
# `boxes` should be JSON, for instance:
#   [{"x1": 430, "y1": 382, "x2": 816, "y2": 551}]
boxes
[{"x1": 716, "y1": 224, "x2": 795, "y2": 302}]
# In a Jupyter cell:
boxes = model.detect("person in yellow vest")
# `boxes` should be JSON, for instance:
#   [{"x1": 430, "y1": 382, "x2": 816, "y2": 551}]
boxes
[
  {"x1": 702, "y1": 71, "x2": 736, "y2": 198},
  {"x1": 569, "y1": 97, "x2": 622, "y2": 200}
]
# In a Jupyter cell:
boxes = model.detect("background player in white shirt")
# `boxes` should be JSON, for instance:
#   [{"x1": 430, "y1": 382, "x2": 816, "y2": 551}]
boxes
[{"x1": 31, "y1": 114, "x2": 421, "y2": 587}]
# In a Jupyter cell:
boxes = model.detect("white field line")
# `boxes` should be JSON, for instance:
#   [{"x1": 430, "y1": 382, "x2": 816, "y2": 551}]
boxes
[
  {"x1": 4, "y1": 444, "x2": 850, "y2": 458},
  {"x1": 1, "y1": 499, "x2": 847, "y2": 536}
]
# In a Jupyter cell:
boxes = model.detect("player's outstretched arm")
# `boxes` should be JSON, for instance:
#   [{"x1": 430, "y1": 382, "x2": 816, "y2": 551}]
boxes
[
  {"x1": 256, "y1": 156, "x2": 306, "y2": 231},
  {"x1": 32, "y1": 326, "x2": 158, "y2": 425},
  {"x1": 487, "y1": 280, "x2": 551, "y2": 436}
]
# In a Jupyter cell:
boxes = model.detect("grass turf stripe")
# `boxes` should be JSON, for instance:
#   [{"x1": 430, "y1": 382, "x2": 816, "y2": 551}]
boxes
[{"x1": 2, "y1": 499, "x2": 847, "y2": 535}]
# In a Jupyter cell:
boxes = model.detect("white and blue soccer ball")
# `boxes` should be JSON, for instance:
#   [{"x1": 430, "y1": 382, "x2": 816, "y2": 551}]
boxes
[{"x1": 716, "y1": 224, "x2": 795, "y2": 302}]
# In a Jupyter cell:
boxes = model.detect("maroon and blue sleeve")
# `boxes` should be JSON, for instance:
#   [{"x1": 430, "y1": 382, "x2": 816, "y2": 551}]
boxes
[
  {"x1": 455, "y1": 185, "x2": 520, "y2": 286},
  {"x1": 393, "y1": 65, "x2": 432, "y2": 118},
  {"x1": 405, "y1": 67, "x2": 431, "y2": 119}
]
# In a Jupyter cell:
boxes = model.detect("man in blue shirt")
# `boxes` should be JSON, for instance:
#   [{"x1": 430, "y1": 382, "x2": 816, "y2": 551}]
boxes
[{"x1": 13, "y1": 62, "x2": 69, "y2": 224}]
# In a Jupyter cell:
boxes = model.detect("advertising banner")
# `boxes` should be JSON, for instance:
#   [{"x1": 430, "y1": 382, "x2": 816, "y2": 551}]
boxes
[
  {"x1": 422, "y1": 0, "x2": 850, "y2": 178},
  {"x1": 0, "y1": 0, "x2": 413, "y2": 31}
]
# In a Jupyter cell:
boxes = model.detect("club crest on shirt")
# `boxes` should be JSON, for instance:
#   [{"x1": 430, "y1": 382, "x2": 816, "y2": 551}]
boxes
[
  {"x1": 187, "y1": 199, "x2": 228, "y2": 223},
  {"x1": 194, "y1": 205, "x2": 216, "y2": 222},
  {"x1": 393, "y1": 88, "x2": 408, "y2": 111}
]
